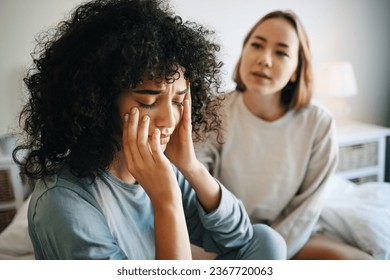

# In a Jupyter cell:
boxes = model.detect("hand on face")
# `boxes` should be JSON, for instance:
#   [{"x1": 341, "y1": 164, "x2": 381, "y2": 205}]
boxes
[
  {"x1": 122, "y1": 106, "x2": 179, "y2": 201},
  {"x1": 119, "y1": 74, "x2": 197, "y2": 198},
  {"x1": 164, "y1": 91, "x2": 198, "y2": 172}
]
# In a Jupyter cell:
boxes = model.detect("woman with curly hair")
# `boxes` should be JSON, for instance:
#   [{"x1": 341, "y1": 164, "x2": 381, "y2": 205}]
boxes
[{"x1": 13, "y1": 0, "x2": 286, "y2": 260}]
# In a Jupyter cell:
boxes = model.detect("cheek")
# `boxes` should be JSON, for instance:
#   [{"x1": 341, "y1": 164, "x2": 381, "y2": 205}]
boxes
[
  {"x1": 282, "y1": 67, "x2": 295, "y2": 84},
  {"x1": 239, "y1": 51, "x2": 255, "y2": 81},
  {"x1": 144, "y1": 105, "x2": 183, "y2": 132},
  {"x1": 167, "y1": 106, "x2": 183, "y2": 132},
  {"x1": 275, "y1": 62, "x2": 297, "y2": 83},
  {"x1": 118, "y1": 95, "x2": 138, "y2": 118},
  {"x1": 173, "y1": 106, "x2": 183, "y2": 126},
  {"x1": 240, "y1": 52, "x2": 252, "y2": 72}
]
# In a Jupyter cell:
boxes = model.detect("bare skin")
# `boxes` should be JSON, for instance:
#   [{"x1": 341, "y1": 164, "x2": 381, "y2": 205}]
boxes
[
  {"x1": 112, "y1": 74, "x2": 221, "y2": 259},
  {"x1": 293, "y1": 234, "x2": 374, "y2": 260}
]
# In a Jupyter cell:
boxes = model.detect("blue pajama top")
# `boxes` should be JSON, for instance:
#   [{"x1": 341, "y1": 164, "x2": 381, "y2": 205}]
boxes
[{"x1": 28, "y1": 165, "x2": 252, "y2": 259}]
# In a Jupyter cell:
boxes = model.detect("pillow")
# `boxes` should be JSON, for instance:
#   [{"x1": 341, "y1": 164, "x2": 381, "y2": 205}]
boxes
[
  {"x1": 0, "y1": 195, "x2": 35, "y2": 259},
  {"x1": 318, "y1": 176, "x2": 390, "y2": 260}
]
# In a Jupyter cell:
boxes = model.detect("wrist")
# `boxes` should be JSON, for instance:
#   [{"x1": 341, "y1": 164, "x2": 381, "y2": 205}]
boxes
[
  {"x1": 181, "y1": 160, "x2": 221, "y2": 212},
  {"x1": 147, "y1": 180, "x2": 182, "y2": 207},
  {"x1": 180, "y1": 160, "x2": 204, "y2": 181},
  {"x1": 153, "y1": 195, "x2": 183, "y2": 216}
]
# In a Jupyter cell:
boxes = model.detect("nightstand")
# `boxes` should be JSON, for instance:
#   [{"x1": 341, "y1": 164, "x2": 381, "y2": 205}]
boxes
[
  {"x1": 335, "y1": 119, "x2": 390, "y2": 184},
  {"x1": 0, "y1": 156, "x2": 24, "y2": 232}
]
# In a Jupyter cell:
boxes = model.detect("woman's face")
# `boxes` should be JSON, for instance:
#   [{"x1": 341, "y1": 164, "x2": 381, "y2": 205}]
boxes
[
  {"x1": 239, "y1": 17, "x2": 299, "y2": 96},
  {"x1": 118, "y1": 74, "x2": 188, "y2": 151}
]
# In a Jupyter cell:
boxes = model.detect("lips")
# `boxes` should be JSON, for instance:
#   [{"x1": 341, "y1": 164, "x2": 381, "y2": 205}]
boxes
[
  {"x1": 148, "y1": 132, "x2": 172, "y2": 145},
  {"x1": 252, "y1": 71, "x2": 271, "y2": 80},
  {"x1": 159, "y1": 134, "x2": 170, "y2": 145}
]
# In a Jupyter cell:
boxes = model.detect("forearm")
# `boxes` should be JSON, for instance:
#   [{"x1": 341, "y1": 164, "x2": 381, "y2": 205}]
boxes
[
  {"x1": 153, "y1": 197, "x2": 192, "y2": 260},
  {"x1": 274, "y1": 153, "x2": 338, "y2": 258},
  {"x1": 181, "y1": 161, "x2": 221, "y2": 213}
]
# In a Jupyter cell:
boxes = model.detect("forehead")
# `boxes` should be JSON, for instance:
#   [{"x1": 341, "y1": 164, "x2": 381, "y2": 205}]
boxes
[
  {"x1": 134, "y1": 73, "x2": 187, "y2": 90},
  {"x1": 251, "y1": 18, "x2": 299, "y2": 47}
]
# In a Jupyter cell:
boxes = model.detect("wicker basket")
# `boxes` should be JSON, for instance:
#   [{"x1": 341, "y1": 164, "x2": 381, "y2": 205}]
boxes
[
  {"x1": 350, "y1": 175, "x2": 378, "y2": 185},
  {"x1": 337, "y1": 142, "x2": 378, "y2": 172},
  {"x1": 0, "y1": 169, "x2": 14, "y2": 202}
]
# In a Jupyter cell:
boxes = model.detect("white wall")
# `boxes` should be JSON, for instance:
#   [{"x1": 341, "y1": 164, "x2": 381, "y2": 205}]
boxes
[
  {"x1": 0, "y1": 0, "x2": 81, "y2": 135},
  {"x1": 1, "y1": 0, "x2": 390, "y2": 135}
]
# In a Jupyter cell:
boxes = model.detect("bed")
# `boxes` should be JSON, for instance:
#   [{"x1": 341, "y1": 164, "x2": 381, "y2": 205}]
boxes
[
  {"x1": 0, "y1": 194, "x2": 34, "y2": 259},
  {"x1": 0, "y1": 174, "x2": 389, "y2": 260},
  {"x1": 316, "y1": 175, "x2": 390, "y2": 259}
]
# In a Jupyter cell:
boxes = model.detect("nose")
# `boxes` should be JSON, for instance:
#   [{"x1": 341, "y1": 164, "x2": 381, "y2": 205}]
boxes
[
  {"x1": 257, "y1": 50, "x2": 272, "y2": 67},
  {"x1": 155, "y1": 103, "x2": 176, "y2": 130}
]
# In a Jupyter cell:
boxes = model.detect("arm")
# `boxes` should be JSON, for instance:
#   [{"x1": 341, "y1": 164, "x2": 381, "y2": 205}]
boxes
[
  {"x1": 181, "y1": 160, "x2": 221, "y2": 212},
  {"x1": 194, "y1": 141, "x2": 221, "y2": 177},
  {"x1": 29, "y1": 186, "x2": 127, "y2": 259},
  {"x1": 122, "y1": 107, "x2": 191, "y2": 260},
  {"x1": 272, "y1": 113, "x2": 339, "y2": 258},
  {"x1": 165, "y1": 92, "x2": 253, "y2": 254},
  {"x1": 165, "y1": 92, "x2": 221, "y2": 212},
  {"x1": 175, "y1": 168, "x2": 253, "y2": 254}
]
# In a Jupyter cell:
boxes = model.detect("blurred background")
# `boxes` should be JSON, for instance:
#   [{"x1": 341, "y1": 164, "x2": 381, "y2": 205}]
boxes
[{"x1": 1, "y1": 0, "x2": 389, "y2": 180}]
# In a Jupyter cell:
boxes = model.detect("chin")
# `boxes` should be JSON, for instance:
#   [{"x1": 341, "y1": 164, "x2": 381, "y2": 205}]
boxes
[{"x1": 160, "y1": 144, "x2": 167, "y2": 152}]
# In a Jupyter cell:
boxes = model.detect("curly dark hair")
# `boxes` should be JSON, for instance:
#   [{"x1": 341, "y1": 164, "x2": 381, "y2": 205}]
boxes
[{"x1": 13, "y1": 0, "x2": 223, "y2": 180}]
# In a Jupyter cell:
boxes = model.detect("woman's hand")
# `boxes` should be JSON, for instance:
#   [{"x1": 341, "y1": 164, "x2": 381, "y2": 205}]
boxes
[
  {"x1": 122, "y1": 106, "x2": 192, "y2": 259},
  {"x1": 122, "y1": 107, "x2": 180, "y2": 203},
  {"x1": 165, "y1": 90, "x2": 222, "y2": 213},
  {"x1": 164, "y1": 91, "x2": 198, "y2": 173}
]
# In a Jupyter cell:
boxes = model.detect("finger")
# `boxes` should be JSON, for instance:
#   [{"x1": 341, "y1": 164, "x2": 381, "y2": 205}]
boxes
[
  {"x1": 122, "y1": 113, "x2": 130, "y2": 155},
  {"x1": 137, "y1": 114, "x2": 153, "y2": 162},
  {"x1": 183, "y1": 92, "x2": 192, "y2": 132},
  {"x1": 126, "y1": 107, "x2": 142, "y2": 162},
  {"x1": 150, "y1": 128, "x2": 164, "y2": 159},
  {"x1": 186, "y1": 87, "x2": 192, "y2": 107}
]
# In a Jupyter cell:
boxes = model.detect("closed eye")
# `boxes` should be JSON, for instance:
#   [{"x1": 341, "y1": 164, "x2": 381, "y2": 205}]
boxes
[
  {"x1": 138, "y1": 101, "x2": 156, "y2": 109},
  {"x1": 173, "y1": 101, "x2": 184, "y2": 107},
  {"x1": 138, "y1": 100, "x2": 183, "y2": 109}
]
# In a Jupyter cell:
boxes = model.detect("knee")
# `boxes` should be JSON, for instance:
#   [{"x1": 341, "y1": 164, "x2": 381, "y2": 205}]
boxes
[
  {"x1": 247, "y1": 224, "x2": 287, "y2": 260},
  {"x1": 293, "y1": 234, "x2": 375, "y2": 260}
]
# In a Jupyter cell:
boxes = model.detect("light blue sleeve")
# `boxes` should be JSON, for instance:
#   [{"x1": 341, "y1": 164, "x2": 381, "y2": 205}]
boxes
[
  {"x1": 28, "y1": 185, "x2": 127, "y2": 260},
  {"x1": 176, "y1": 168, "x2": 253, "y2": 254}
]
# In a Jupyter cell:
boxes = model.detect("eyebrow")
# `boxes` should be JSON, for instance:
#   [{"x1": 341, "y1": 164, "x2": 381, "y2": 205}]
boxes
[
  {"x1": 133, "y1": 87, "x2": 189, "y2": 95},
  {"x1": 254, "y1": 36, "x2": 290, "y2": 48}
]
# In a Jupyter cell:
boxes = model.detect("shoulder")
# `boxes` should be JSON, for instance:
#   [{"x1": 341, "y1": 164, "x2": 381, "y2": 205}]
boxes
[
  {"x1": 217, "y1": 89, "x2": 241, "y2": 129},
  {"x1": 297, "y1": 102, "x2": 337, "y2": 144},
  {"x1": 301, "y1": 101, "x2": 333, "y2": 119},
  {"x1": 296, "y1": 102, "x2": 335, "y2": 128},
  {"x1": 29, "y1": 169, "x2": 100, "y2": 218},
  {"x1": 221, "y1": 90, "x2": 241, "y2": 109}
]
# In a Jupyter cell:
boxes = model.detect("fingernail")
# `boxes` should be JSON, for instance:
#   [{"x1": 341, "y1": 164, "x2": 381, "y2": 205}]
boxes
[
  {"x1": 131, "y1": 107, "x2": 137, "y2": 114},
  {"x1": 143, "y1": 115, "x2": 149, "y2": 122},
  {"x1": 124, "y1": 114, "x2": 129, "y2": 122}
]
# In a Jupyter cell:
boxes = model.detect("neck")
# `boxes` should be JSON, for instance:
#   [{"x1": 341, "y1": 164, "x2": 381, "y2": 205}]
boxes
[
  {"x1": 108, "y1": 151, "x2": 137, "y2": 184},
  {"x1": 242, "y1": 90, "x2": 287, "y2": 122}
]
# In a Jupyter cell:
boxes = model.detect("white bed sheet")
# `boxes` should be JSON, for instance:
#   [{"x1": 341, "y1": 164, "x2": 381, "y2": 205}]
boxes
[
  {"x1": 318, "y1": 175, "x2": 390, "y2": 260},
  {"x1": 0, "y1": 195, "x2": 34, "y2": 260}
]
